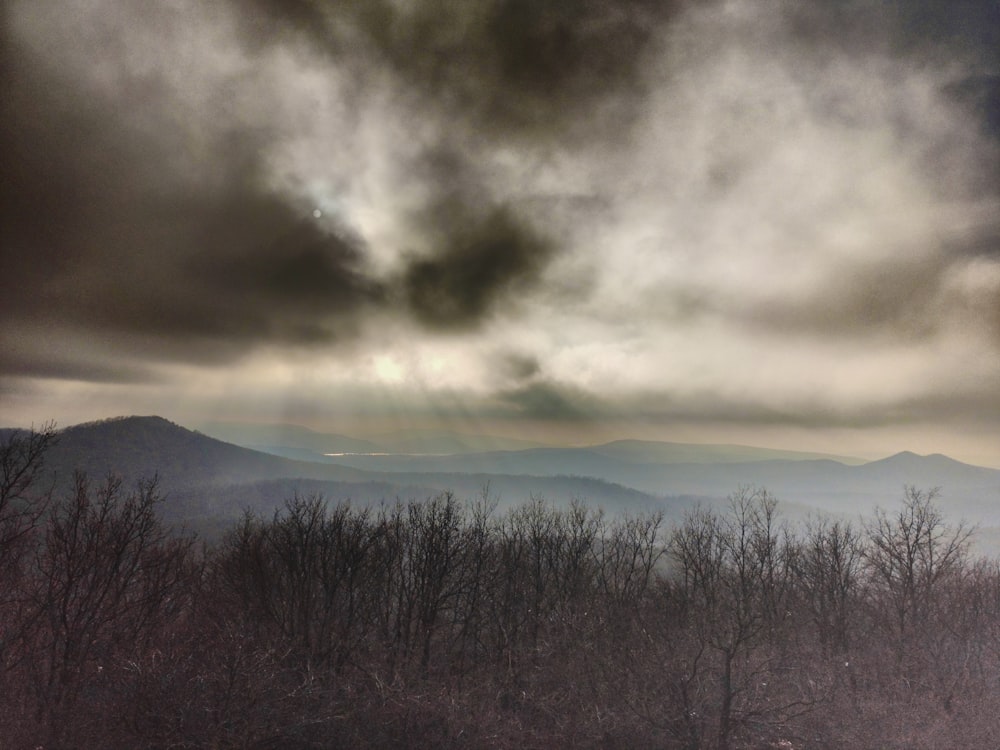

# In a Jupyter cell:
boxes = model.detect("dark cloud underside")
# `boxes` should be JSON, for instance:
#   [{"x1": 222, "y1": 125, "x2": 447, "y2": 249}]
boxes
[
  {"x1": 0, "y1": 45, "x2": 375, "y2": 348},
  {"x1": 495, "y1": 381, "x2": 595, "y2": 421},
  {"x1": 741, "y1": 257, "x2": 947, "y2": 340},
  {"x1": 402, "y1": 206, "x2": 553, "y2": 329},
  {"x1": 243, "y1": 0, "x2": 680, "y2": 137},
  {"x1": 1, "y1": 0, "x2": 998, "y2": 450},
  {"x1": 1, "y1": 0, "x2": 589, "y2": 378}
]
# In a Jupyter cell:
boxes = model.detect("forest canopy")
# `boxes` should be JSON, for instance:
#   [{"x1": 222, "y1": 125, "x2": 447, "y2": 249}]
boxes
[{"x1": 1, "y1": 426, "x2": 998, "y2": 749}]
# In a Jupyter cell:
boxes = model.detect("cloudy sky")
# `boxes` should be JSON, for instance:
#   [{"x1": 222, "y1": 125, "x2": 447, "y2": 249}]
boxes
[{"x1": 2, "y1": 0, "x2": 999, "y2": 464}]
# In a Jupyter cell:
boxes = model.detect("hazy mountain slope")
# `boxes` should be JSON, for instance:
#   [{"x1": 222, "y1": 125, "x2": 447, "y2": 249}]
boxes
[
  {"x1": 19, "y1": 417, "x2": 675, "y2": 529},
  {"x1": 322, "y1": 447, "x2": 629, "y2": 478},
  {"x1": 196, "y1": 421, "x2": 381, "y2": 456},
  {"x1": 370, "y1": 429, "x2": 551, "y2": 454},
  {"x1": 202, "y1": 421, "x2": 861, "y2": 463},
  {"x1": 589, "y1": 439, "x2": 866, "y2": 465},
  {"x1": 43, "y1": 417, "x2": 376, "y2": 490},
  {"x1": 13, "y1": 416, "x2": 1000, "y2": 531},
  {"x1": 198, "y1": 421, "x2": 551, "y2": 456},
  {"x1": 321, "y1": 451, "x2": 859, "y2": 499},
  {"x1": 853, "y1": 451, "x2": 1000, "y2": 487},
  {"x1": 323, "y1": 448, "x2": 1000, "y2": 524}
]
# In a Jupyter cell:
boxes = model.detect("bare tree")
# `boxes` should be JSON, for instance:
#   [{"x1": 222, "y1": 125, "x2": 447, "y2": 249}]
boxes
[
  {"x1": 0, "y1": 422, "x2": 57, "y2": 570},
  {"x1": 19, "y1": 472, "x2": 195, "y2": 746},
  {"x1": 793, "y1": 516, "x2": 864, "y2": 658},
  {"x1": 864, "y1": 487, "x2": 974, "y2": 673},
  {"x1": 668, "y1": 488, "x2": 815, "y2": 750}
]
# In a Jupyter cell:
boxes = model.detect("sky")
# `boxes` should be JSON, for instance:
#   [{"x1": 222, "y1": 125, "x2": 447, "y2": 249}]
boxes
[{"x1": 2, "y1": 0, "x2": 1000, "y2": 465}]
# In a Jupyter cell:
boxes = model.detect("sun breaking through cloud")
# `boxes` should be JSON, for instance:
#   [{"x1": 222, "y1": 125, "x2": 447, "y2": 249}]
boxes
[{"x1": 1, "y1": 0, "x2": 998, "y2": 463}]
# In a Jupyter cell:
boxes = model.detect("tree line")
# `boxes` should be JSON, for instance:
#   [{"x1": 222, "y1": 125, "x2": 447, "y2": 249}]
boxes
[{"x1": 2, "y1": 425, "x2": 999, "y2": 748}]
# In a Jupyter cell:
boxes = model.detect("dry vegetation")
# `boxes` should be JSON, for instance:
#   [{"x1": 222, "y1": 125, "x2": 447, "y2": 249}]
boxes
[{"x1": 2, "y1": 426, "x2": 999, "y2": 749}]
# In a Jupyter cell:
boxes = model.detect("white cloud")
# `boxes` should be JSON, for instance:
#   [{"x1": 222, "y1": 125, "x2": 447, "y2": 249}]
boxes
[{"x1": 3, "y1": 0, "x2": 998, "y2": 463}]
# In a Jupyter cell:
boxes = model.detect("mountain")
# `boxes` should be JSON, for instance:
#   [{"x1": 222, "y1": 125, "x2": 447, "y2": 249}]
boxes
[
  {"x1": 318, "y1": 447, "x2": 877, "y2": 498},
  {"x1": 200, "y1": 422, "x2": 860, "y2": 463},
  {"x1": 197, "y1": 421, "x2": 551, "y2": 459},
  {"x1": 11, "y1": 416, "x2": 1000, "y2": 543},
  {"x1": 854, "y1": 451, "x2": 1000, "y2": 486},
  {"x1": 22, "y1": 417, "x2": 671, "y2": 535},
  {"x1": 196, "y1": 421, "x2": 381, "y2": 457},
  {"x1": 370, "y1": 428, "x2": 550, "y2": 455},
  {"x1": 319, "y1": 446, "x2": 1000, "y2": 525},
  {"x1": 43, "y1": 416, "x2": 375, "y2": 490},
  {"x1": 589, "y1": 439, "x2": 866, "y2": 465}
]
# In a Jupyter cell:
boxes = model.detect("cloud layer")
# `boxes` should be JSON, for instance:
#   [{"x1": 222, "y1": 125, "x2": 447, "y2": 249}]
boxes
[{"x1": 2, "y1": 0, "x2": 999, "y2": 460}]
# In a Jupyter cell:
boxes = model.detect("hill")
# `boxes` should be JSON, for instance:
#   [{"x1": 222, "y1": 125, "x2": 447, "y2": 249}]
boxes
[
  {"x1": 196, "y1": 421, "x2": 551, "y2": 458},
  {"x1": 11, "y1": 416, "x2": 1000, "y2": 543},
  {"x1": 589, "y1": 439, "x2": 866, "y2": 465},
  {"x1": 23, "y1": 417, "x2": 672, "y2": 534},
  {"x1": 196, "y1": 420, "x2": 381, "y2": 458},
  {"x1": 318, "y1": 445, "x2": 1000, "y2": 527},
  {"x1": 42, "y1": 416, "x2": 376, "y2": 489}
]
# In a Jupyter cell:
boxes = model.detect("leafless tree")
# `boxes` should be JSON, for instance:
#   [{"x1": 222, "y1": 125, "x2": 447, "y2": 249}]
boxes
[
  {"x1": 668, "y1": 488, "x2": 817, "y2": 750},
  {"x1": 5, "y1": 472, "x2": 195, "y2": 746},
  {"x1": 864, "y1": 487, "x2": 974, "y2": 673},
  {"x1": 0, "y1": 422, "x2": 57, "y2": 572},
  {"x1": 792, "y1": 516, "x2": 864, "y2": 658}
]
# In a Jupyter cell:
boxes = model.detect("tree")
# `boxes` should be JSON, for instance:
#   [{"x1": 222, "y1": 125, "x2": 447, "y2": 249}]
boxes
[
  {"x1": 792, "y1": 516, "x2": 863, "y2": 658},
  {"x1": 0, "y1": 423, "x2": 59, "y2": 742},
  {"x1": 667, "y1": 488, "x2": 814, "y2": 750},
  {"x1": 18, "y1": 472, "x2": 196, "y2": 746},
  {"x1": 864, "y1": 486, "x2": 974, "y2": 674},
  {"x1": 0, "y1": 421, "x2": 57, "y2": 571}
]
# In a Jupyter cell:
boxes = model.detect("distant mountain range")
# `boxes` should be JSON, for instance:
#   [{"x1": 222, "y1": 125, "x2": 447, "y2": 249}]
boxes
[
  {"x1": 17, "y1": 417, "x2": 666, "y2": 535},
  {"x1": 197, "y1": 420, "x2": 864, "y2": 463},
  {"x1": 197, "y1": 419, "x2": 1000, "y2": 522},
  {"x1": 8, "y1": 416, "x2": 1000, "y2": 543},
  {"x1": 196, "y1": 421, "x2": 551, "y2": 459}
]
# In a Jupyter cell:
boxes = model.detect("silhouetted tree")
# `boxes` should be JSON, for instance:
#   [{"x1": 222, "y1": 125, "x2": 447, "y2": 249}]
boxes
[
  {"x1": 1, "y1": 472, "x2": 196, "y2": 746},
  {"x1": 666, "y1": 488, "x2": 818, "y2": 750},
  {"x1": 864, "y1": 487, "x2": 973, "y2": 674},
  {"x1": 792, "y1": 516, "x2": 864, "y2": 658},
  {"x1": 0, "y1": 422, "x2": 56, "y2": 572}
]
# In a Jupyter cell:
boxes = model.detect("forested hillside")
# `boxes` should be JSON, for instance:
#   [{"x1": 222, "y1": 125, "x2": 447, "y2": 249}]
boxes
[
  {"x1": 32, "y1": 417, "x2": 672, "y2": 535},
  {"x1": 3, "y1": 426, "x2": 1000, "y2": 748}
]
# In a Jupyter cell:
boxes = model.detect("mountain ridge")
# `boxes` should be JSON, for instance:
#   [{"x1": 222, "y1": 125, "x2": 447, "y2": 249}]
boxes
[
  {"x1": 20, "y1": 416, "x2": 672, "y2": 531},
  {"x1": 197, "y1": 419, "x2": 869, "y2": 464},
  {"x1": 8, "y1": 416, "x2": 1000, "y2": 533}
]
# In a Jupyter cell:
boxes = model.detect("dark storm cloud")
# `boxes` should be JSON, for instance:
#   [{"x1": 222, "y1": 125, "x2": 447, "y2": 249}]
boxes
[
  {"x1": 223, "y1": 231, "x2": 373, "y2": 309},
  {"x1": 4, "y1": 0, "x2": 1000, "y2": 459},
  {"x1": 0, "y1": 36, "x2": 378, "y2": 365},
  {"x1": 242, "y1": 0, "x2": 680, "y2": 137},
  {"x1": 891, "y1": 1, "x2": 1000, "y2": 66},
  {"x1": 945, "y1": 75, "x2": 1000, "y2": 142},
  {"x1": 783, "y1": 0, "x2": 1000, "y2": 66},
  {"x1": 392, "y1": 144, "x2": 557, "y2": 329},
  {"x1": 737, "y1": 256, "x2": 947, "y2": 341},
  {"x1": 400, "y1": 204, "x2": 554, "y2": 329},
  {"x1": 0, "y1": 0, "x2": 574, "y2": 381},
  {"x1": 0, "y1": 349, "x2": 155, "y2": 385},
  {"x1": 186, "y1": 207, "x2": 382, "y2": 342},
  {"x1": 489, "y1": 381, "x2": 934, "y2": 430},
  {"x1": 494, "y1": 381, "x2": 596, "y2": 421},
  {"x1": 498, "y1": 352, "x2": 543, "y2": 382}
]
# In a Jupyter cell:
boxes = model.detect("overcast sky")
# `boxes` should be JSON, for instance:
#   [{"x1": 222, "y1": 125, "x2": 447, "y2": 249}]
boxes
[{"x1": 2, "y1": 0, "x2": 999, "y2": 464}]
